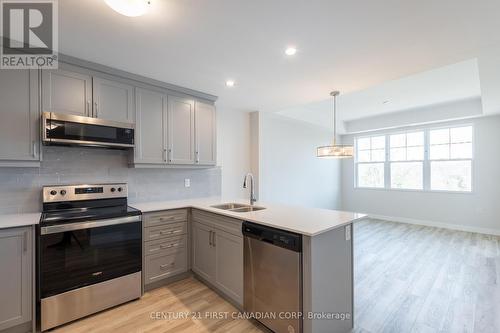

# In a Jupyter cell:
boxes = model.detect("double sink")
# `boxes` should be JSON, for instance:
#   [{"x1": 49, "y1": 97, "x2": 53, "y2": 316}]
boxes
[{"x1": 210, "y1": 203, "x2": 266, "y2": 213}]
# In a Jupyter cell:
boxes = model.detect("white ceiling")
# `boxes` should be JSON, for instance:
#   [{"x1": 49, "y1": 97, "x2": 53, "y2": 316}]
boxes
[
  {"x1": 277, "y1": 59, "x2": 481, "y2": 129},
  {"x1": 59, "y1": 0, "x2": 500, "y2": 113}
]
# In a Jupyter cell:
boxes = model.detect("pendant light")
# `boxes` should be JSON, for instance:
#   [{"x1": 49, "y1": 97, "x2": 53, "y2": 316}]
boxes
[{"x1": 316, "y1": 91, "x2": 354, "y2": 158}]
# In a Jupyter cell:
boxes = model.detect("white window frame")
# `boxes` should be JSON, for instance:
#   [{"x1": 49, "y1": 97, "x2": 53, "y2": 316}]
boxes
[{"x1": 354, "y1": 123, "x2": 474, "y2": 194}]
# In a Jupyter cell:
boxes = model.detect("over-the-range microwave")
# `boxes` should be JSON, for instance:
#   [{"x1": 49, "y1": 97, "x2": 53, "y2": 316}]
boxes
[{"x1": 42, "y1": 112, "x2": 135, "y2": 149}]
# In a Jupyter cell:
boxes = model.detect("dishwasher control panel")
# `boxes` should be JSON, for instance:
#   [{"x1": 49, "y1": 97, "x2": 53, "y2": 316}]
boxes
[{"x1": 242, "y1": 221, "x2": 302, "y2": 252}]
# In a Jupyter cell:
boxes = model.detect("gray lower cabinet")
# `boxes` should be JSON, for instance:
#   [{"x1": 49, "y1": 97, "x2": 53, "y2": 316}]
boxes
[
  {"x1": 143, "y1": 210, "x2": 189, "y2": 289},
  {"x1": 191, "y1": 210, "x2": 243, "y2": 306},
  {"x1": 0, "y1": 227, "x2": 33, "y2": 332},
  {"x1": 0, "y1": 69, "x2": 41, "y2": 167}
]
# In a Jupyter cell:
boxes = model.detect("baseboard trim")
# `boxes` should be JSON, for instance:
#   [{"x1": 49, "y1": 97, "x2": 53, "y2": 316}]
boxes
[{"x1": 366, "y1": 214, "x2": 500, "y2": 236}]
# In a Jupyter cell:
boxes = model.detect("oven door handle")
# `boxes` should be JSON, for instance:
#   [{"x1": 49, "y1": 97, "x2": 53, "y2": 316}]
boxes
[{"x1": 40, "y1": 215, "x2": 142, "y2": 235}]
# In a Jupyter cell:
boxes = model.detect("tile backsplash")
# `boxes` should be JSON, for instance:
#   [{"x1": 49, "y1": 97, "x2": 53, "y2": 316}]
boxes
[{"x1": 0, "y1": 146, "x2": 221, "y2": 214}]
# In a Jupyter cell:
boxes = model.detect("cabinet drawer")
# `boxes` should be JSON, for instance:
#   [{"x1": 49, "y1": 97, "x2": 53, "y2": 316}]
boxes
[
  {"x1": 145, "y1": 235, "x2": 186, "y2": 257},
  {"x1": 145, "y1": 251, "x2": 187, "y2": 283},
  {"x1": 192, "y1": 209, "x2": 242, "y2": 237},
  {"x1": 145, "y1": 222, "x2": 187, "y2": 241},
  {"x1": 144, "y1": 209, "x2": 188, "y2": 228}
]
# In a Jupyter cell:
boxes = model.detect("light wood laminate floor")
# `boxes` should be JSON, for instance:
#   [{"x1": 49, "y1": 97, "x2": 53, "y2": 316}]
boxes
[{"x1": 52, "y1": 219, "x2": 500, "y2": 333}]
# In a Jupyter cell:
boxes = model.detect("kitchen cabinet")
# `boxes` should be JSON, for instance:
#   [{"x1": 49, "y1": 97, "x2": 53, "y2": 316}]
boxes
[
  {"x1": 0, "y1": 227, "x2": 33, "y2": 332},
  {"x1": 191, "y1": 210, "x2": 243, "y2": 306},
  {"x1": 214, "y1": 229, "x2": 243, "y2": 305},
  {"x1": 134, "y1": 87, "x2": 168, "y2": 164},
  {"x1": 0, "y1": 69, "x2": 41, "y2": 167},
  {"x1": 42, "y1": 68, "x2": 92, "y2": 117},
  {"x1": 42, "y1": 67, "x2": 134, "y2": 124},
  {"x1": 192, "y1": 221, "x2": 216, "y2": 282},
  {"x1": 92, "y1": 77, "x2": 134, "y2": 123},
  {"x1": 195, "y1": 101, "x2": 217, "y2": 165},
  {"x1": 168, "y1": 96, "x2": 195, "y2": 165},
  {"x1": 143, "y1": 210, "x2": 188, "y2": 289}
]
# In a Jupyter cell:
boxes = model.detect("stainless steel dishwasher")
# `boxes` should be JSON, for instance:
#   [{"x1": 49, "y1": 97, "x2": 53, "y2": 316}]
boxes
[{"x1": 242, "y1": 221, "x2": 303, "y2": 333}]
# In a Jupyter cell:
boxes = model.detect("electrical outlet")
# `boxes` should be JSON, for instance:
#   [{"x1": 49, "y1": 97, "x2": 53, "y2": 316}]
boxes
[
  {"x1": 184, "y1": 179, "x2": 190, "y2": 188},
  {"x1": 345, "y1": 225, "x2": 351, "y2": 241}
]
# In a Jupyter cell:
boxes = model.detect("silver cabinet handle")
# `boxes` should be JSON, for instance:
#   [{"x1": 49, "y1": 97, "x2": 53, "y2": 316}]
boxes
[
  {"x1": 160, "y1": 263, "x2": 174, "y2": 270},
  {"x1": 209, "y1": 230, "x2": 212, "y2": 246},
  {"x1": 87, "y1": 100, "x2": 91, "y2": 116},
  {"x1": 32, "y1": 141, "x2": 36, "y2": 158},
  {"x1": 212, "y1": 230, "x2": 216, "y2": 247},
  {"x1": 94, "y1": 101, "x2": 98, "y2": 118},
  {"x1": 167, "y1": 148, "x2": 172, "y2": 163},
  {"x1": 23, "y1": 231, "x2": 27, "y2": 253},
  {"x1": 163, "y1": 149, "x2": 167, "y2": 162},
  {"x1": 195, "y1": 151, "x2": 199, "y2": 164}
]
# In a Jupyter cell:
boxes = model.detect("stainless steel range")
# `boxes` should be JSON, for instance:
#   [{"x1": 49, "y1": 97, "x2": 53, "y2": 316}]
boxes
[{"x1": 37, "y1": 184, "x2": 142, "y2": 331}]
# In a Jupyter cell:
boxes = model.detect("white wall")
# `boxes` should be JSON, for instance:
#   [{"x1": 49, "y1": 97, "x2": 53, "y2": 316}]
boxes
[
  {"x1": 257, "y1": 112, "x2": 341, "y2": 209},
  {"x1": 340, "y1": 115, "x2": 500, "y2": 235},
  {"x1": 216, "y1": 107, "x2": 252, "y2": 199}
]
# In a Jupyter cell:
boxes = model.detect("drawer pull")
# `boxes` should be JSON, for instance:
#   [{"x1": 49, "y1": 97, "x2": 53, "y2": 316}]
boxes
[
  {"x1": 161, "y1": 243, "x2": 179, "y2": 249},
  {"x1": 160, "y1": 230, "x2": 181, "y2": 235},
  {"x1": 159, "y1": 216, "x2": 176, "y2": 221},
  {"x1": 160, "y1": 263, "x2": 175, "y2": 270}
]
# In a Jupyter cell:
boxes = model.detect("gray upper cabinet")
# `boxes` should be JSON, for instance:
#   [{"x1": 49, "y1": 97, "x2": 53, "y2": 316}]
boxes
[
  {"x1": 0, "y1": 227, "x2": 33, "y2": 331},
  {"x1": 195, "y1": 101, "x2": 217, "y2": 165},
  {"x1": 0, "y1": 69, "x2": 41, "y2": 167},
  {"x1": 168, "y1": 96, "x2": 195, "y2": 165},
  {"x1": 92, "y1": 77, "x2": 134, "y2": 123},
  {"x1": 42, "y1": 68, "x2": 92, "y2": 117},
  {"x1": 134, "y1": 87, "x2": 167, "y2": 164}
]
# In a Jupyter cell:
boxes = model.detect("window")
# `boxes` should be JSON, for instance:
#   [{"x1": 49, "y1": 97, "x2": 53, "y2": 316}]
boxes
[
  {"x1": 429, "y1": 126, "x2": 472, "y2": 191},
  {"x1": 356, "y1": 136, "x2": 385, "y2": 188},
  {"x1": 355, "y1": 125, "x2": 473, "y2": 192},
  {"x1": 389, "y1": 131, "x2": 424, "y2": 190}
]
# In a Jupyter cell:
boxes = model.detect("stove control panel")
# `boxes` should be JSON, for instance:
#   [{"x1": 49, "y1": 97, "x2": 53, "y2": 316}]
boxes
[{"x1": 43, "y1": 184, "x2": 128, "y2": 203}]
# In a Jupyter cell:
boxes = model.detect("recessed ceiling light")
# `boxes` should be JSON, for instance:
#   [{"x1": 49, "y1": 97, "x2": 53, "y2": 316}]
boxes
[
  {"x1": 225, "y1": 80, "x2": 235, "y2": 87},
  {"x1": 104, "y1": 0, "x2": 151, "y2": 17},
  {"x1": 285, "y1": 47, "x2": 297, "y2": 56}
]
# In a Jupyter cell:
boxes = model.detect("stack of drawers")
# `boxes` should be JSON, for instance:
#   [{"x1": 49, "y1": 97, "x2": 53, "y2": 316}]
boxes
[{"x1": 143, "y1": 209, "x2": 188, "y2": 286}]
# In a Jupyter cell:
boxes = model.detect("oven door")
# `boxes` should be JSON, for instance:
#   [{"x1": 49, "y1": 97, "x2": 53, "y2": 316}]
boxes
[
  {"x1": 38, "y1": 216, "x2": 142, "y2": 299},
  {"x1": 42, "y1": 112, "x2": 135, "y2": 148}
]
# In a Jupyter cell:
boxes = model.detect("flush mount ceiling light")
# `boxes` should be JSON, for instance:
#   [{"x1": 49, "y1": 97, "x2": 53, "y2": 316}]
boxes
[
  {"x1": 317, "y1": 91, "x2": 354, "y2": 159},
  {"x1": 104, "y1": 0, "x2": 151, "y2": 17},
  {"x1": 225, "y1": 80, "x2": 235, "y2": 87},
  {"x1": 285, "y1": 47, "x2": 297, "y2": 56}
]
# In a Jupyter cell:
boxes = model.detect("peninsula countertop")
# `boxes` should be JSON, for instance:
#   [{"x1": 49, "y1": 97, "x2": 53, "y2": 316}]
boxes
[{"x1": 131, "y1": 198, "x2": 366, "y2": 237}]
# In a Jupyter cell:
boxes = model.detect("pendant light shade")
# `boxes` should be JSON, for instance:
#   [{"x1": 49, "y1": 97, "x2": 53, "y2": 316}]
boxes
[{"x1": 316, "y1": 91, "x2": 354, "y2": 158}]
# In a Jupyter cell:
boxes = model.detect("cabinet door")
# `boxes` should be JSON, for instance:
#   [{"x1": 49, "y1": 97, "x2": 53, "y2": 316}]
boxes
[
  {"x1": 167, "y1": 96, "x2": 195, "y2": 164},
  {"x1": 0, "y1": 69, "x2": 40, "y2": 164},
  {"x1": 195, "y1": 101, "x2": 216, "y2": 165},
  {"x1": 134, "y1": 88, "x2": 167, "y2": 164},
  {"x1": 191, "y1": 222, "x2": 215, "y2": 282},
  {"x1": 41, "y1": 68, "x2": 92, "y2": 117},
  {"x1": 93, "y1": 77, "x2": 134, "y2": 123},
  {"x1": 214, "y1": 228, "x2": 243, "y2": 305},
  {"x1": 0, "y1": 227, "x2": 32, "y2": 331}
]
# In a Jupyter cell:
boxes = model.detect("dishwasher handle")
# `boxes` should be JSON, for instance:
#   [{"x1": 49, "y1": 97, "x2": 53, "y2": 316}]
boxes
[{"x1": 242, "y1": 221, "x2": 302, "y2": 252}]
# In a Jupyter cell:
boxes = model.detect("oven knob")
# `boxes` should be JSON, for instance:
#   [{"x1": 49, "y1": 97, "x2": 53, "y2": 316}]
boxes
[
  {"x1": 50, "y1": 190, "x2": 57, "y2": 196},
  {"x1": 117, "y1": 187, "x2": 122, "y2": 192},
  {"x1": 60, "y1": 190, "x2": 66, "y2": 196},
  {"x1": 111, "y1": 188, "x2": 116, "y2": 192}
]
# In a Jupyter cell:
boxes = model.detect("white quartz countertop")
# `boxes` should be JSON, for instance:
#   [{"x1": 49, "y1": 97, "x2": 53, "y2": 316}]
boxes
[
  {"x1": 0, "y1": 213, "x2": 41, "y2": 229},
  {"x1": 131, "y1": 198, "x2": 366, "y2": 237}
]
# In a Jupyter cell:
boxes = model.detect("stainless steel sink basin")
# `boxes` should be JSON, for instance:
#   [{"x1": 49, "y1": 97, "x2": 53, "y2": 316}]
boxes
[
  {"x1": 210, "y1": 203, "x2": 266, "y2": 213},
  {"x1": 211, "y1": 203, "x2": 248, "y2": 210},
  {"x1": 230, "y1": 206, "x2": 266, "y2": 213}
]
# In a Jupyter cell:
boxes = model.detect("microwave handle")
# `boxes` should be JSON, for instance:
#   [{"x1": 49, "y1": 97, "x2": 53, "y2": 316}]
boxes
[{"x1": 40, "y1": 215, "x2": 141, "y2": 235}]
